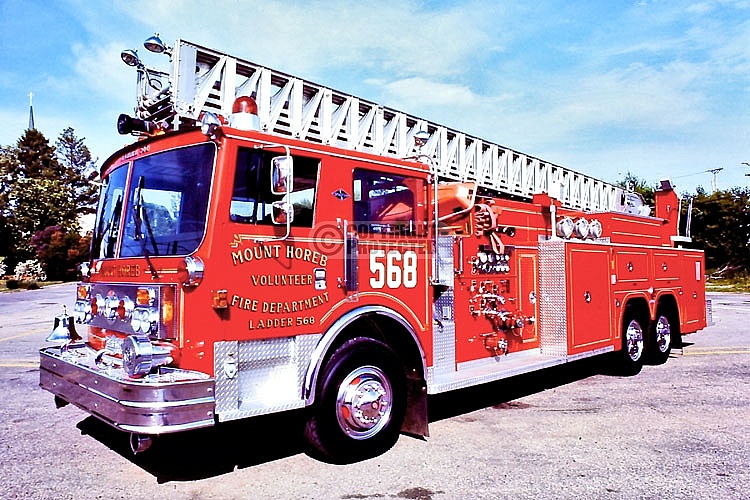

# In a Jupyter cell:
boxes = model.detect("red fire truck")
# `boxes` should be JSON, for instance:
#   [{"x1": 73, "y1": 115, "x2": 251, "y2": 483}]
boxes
[{"x1": 40, "y1": 35, "x2": 709, "y2": 463}]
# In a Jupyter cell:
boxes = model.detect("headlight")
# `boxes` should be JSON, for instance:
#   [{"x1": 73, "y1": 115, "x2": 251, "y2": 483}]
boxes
[
  {"x1": 131, "y1": 307, "x2": 158, "y2": 334},
  {"x1": 104, "y1": 294, "x2": 119, "y2": 320}
]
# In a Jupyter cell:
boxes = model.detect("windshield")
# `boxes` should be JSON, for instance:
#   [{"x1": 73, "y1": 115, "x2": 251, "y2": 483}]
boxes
[
  {"x1": 91, "y1": 165, "x2": 127, "y2": 259},
  {"x1": 92, "y1": 143, "x2": 216, "y2": 259}
]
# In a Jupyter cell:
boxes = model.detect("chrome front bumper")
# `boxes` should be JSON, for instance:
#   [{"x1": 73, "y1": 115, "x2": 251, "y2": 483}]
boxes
[{"x1": 39, "y1": 343, "x2": 216, "y2": 435}]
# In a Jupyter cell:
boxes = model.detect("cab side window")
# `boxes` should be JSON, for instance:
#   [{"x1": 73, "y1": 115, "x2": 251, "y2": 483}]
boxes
[
  {"x1": 353, "y1": 169, "x2": 421, "y2": 235},
  {"x1": 231, "y1": 148, "x2": 319, "y2": 227}
]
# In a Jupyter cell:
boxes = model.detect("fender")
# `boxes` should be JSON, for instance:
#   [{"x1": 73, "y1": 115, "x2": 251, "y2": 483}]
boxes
[{"x1": 303, "y1": 305, "x2": 426, "y2": 404}]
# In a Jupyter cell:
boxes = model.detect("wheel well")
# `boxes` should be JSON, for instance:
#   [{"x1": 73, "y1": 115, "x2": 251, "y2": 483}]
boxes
[
  {"x1": 622, "y1": 298, "x2": 650, "y2": 335},
  {"x1": 324, "y1": 313, "x2": 425, "y2": 382},
  {"x1": 656, "y1": 294, "x2": 681, "y2": 335}
]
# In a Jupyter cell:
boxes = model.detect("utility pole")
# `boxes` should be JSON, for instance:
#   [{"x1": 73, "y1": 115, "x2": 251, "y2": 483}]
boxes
[{"x1": 707, "y1": 168, "x2": 723, "y2": 192}]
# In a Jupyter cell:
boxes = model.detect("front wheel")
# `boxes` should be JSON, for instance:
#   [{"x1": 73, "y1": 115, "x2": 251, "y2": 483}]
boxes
[{"x1": 304, "y1": 337, "x2": 406, "y2": 464}]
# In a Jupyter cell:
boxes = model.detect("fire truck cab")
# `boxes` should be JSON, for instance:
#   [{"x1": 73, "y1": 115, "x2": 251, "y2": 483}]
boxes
[{"x1": 39, "y1": 36, "x2": 708, "y2": 463}]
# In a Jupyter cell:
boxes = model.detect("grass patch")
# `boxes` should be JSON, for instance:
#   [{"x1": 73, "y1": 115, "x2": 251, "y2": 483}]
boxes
[{"x1": 706, "y1": 273, "x2": 750, "y2": 293}]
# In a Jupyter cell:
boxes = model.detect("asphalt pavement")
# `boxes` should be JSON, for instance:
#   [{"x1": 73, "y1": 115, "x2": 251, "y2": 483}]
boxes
[{"x1": 0, "y1": 284, "x2": 748, "y2": 500}]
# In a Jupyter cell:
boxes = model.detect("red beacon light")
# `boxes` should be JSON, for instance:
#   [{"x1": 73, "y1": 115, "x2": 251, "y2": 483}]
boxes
[{"x1": 229, "y1": 96, "x2": 260, "y2": 131}]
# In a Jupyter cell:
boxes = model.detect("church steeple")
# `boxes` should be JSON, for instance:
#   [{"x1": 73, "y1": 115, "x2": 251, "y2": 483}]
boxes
[{"x1": 28, "y1": 91, "x2": 35, "y2": 130}]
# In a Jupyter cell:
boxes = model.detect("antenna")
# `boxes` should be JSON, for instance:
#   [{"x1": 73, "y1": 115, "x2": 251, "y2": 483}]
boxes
[{"x1": 706, "y1": 168, "x2": 723, "y2": 192}]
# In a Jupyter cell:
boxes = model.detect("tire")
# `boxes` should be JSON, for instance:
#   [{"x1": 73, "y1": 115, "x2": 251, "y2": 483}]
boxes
[
  {"x1": 647, "y1": 312, "x2": 673, "y2": 365},
  {"x1": 613, "y1": 308, "x2": 646, "y2": 376},
  {"x1": 304, "y1": 337, "x2": 407, "y2": 464}
]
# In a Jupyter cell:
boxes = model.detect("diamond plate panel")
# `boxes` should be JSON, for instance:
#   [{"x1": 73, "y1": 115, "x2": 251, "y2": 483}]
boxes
[
  {"x1": 214, "y1": 340, "x2": 239, "y2": 414},
  {"x1": 431, "y1": 289, "x2": 456, "y2": 379},
  {"x1": 435, "y1": 235, "x2": 454, "y2": 286},
  {"x1": 215, "y1": 334, "x2": 321, "y2": 422},
  {"x1": 538, "y1": 239, "x2": 568, "y2": 356}
]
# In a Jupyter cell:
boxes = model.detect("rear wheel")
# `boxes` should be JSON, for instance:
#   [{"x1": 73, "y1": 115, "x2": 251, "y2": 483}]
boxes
[
  {"x1": 647, "y1": 313, "x2": 673, "y2": 365},
  {"x1": 304, "y1": 337, "x2": 406, "y2": 464},
  {"x1": 614, "y1": 308, "x2": 646, "y2": 375}
]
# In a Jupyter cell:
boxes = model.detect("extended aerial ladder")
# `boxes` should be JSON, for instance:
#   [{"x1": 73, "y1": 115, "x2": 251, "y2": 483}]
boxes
[{"x1": 131, "y1": 39, "x2": 625, "y2": 212}]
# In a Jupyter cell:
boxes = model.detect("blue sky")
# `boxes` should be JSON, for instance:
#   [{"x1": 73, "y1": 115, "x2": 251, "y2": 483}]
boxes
[{"x1": 1, "y1": 0, "x2": 748, "y2": 193}]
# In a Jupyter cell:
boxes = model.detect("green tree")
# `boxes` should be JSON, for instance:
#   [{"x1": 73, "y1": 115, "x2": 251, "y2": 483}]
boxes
[
  {"x1": 0, "y1": 146, "x2": 18, "y2": 260},
  {"x1": 691, "y1": 186, "x2": 750, "y2": 273},
  {"x1": 55, "y1": 127, "x2": 98, "y2": 215},
  {"x1": 2, "y1": 128, "x2": 97, "y2": 273},
  {"x1": 30, "y1": 226, "x2": 91, "y2": 281},
  {"x1": 13, "y1": 128, "x2": 59, "y2": 180}
]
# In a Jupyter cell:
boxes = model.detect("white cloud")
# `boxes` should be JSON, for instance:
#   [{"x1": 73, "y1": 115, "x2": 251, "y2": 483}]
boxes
[
  {"x1": 374, "y1": 77, "x2": 482, "y2": 110},
  {"x1": 560, "y1": 62, "x2": 707, "y2": 129},
  {"x1": 109, "y1": 0, "x2": 505, "y2": 80},
  {"x1": 71, "y1": 41, "x2": 134, "y2": 106}
]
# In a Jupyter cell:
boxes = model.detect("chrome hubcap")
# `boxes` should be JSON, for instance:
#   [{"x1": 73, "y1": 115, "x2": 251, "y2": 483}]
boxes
[
  {"x1": 336, "y1": 366, "x2": 392, "y2": 440},
  {"x1": 626, "y1": 319, "x2": 644, "y2": 362},
  {"x1": 655, "y1": 315, "x2": 671, "y2": 354}
]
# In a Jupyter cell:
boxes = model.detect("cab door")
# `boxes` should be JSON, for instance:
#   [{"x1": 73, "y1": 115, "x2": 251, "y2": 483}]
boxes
[{"x1": 351, "y1": 168, "x2": 430, "y2": 335}]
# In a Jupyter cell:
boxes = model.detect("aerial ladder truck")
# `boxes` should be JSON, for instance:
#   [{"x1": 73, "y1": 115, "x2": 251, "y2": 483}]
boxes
[{"x1": 40, "y1": 34, "x2": 708, "y2": 463}]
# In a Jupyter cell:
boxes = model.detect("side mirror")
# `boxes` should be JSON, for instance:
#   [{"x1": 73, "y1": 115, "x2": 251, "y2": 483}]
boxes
[
  {"x1": 271, "y1": 156, "x2": 293, "y2": 195},
  {"x1": 272, "y1": 201, "x2": 294, "y2": 225}
]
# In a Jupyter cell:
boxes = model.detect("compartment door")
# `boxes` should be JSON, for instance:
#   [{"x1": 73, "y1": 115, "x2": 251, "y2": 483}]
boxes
[{"x1": 568, "y1": 245, "x2": 613, "y2": 355}]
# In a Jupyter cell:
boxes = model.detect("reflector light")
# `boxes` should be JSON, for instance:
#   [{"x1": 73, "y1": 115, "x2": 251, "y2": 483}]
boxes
[
  {"x1": 212, "y1": 290, "x2": 229, "y2": 309},
  {"x1": 77, "y1": 285, "x2": 90, "y2": 300},
  {"x1": 91, "y1": 295, "x2": 103, "y2": 316},
  {"x1": 136, "y1": 287, "x2": 155, "y2": 306},
  {"x1": 118, "y1": 296, "x2": 135, "y2": 321},
  {"x1": 152, "y1": 286, "x2": 175, "y2": 339}
]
